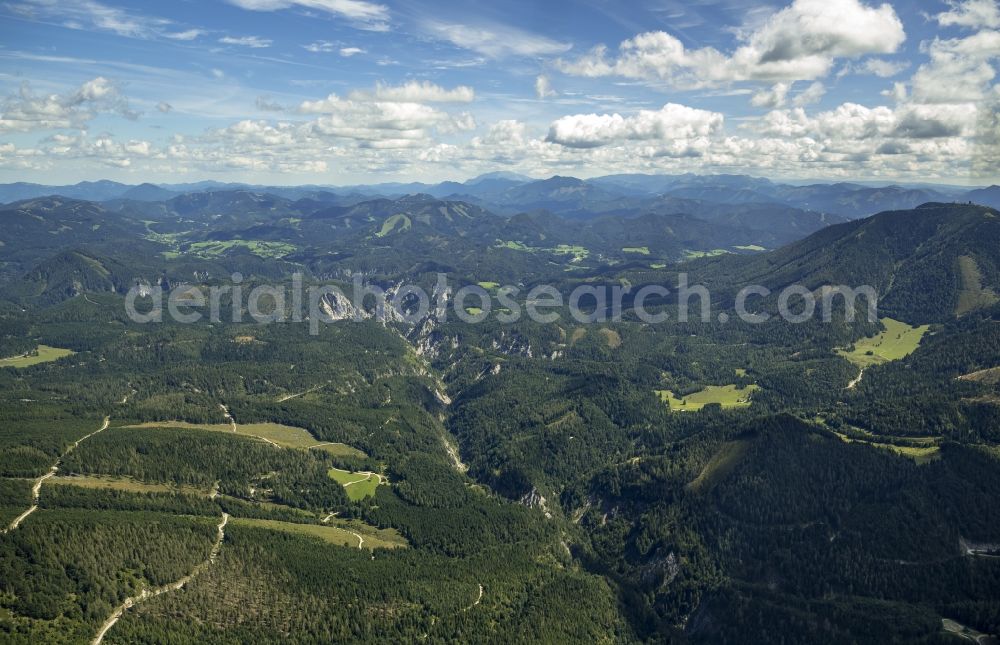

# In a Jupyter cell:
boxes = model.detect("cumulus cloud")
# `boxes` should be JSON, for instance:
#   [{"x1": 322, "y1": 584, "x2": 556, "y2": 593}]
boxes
[
  {"x1": 936, "y1": 0, "x2": 1000, "y2": 29},
  {"x1": 535, "y1": 75, "x2": 557, "y2": 99},
  {"x1": 557, "y1": 0, "x2": 905, "y2": 87},
  {"x1": 347, "y1": 81, "x2": 474, "y2": 103},
  {"x1": 546, "y1": 103, "x2": 723, "y2": 148},
  {"x1": 423, "y1": 20, "x2": 572, "y2": 58},
  {"x1": 910, "y1": 29, "x2": 1000, "y2": 103},
  {"x1": 755, "y1": 101, "x2": 978, "y2": 141},
  {"x1": 297, "y1": 90, "x2": 474, "y2": 145},
  {"x1": 794, "y1": 81, "x2": 826, "y2": 106},
  {"x1": 219, "y1": 35, "x2": 272, "y2": 48},
  {"x1": 857, "y1": 58, "x2": 909, "y2": 77},
  {"x1": 340, "y1": 47, "x2": 365, "y2": 57},
  {"x1": 0, "y1": 77, "x2": 137, "y2": 133},
  {"x1": 751, "y1": 83, "x2": 791, "y2": 108},
  {"x1": 156, "y1": 101, "x2": 173, "y2": 113}
]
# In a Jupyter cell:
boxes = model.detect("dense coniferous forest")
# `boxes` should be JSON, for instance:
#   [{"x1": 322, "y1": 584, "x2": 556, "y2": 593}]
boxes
[{"x1": 0, "y1": 183, "x2": 999, "y2": 643}]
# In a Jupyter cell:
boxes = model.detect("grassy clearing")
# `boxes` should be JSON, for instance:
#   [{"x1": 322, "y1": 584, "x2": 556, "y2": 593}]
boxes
[
  {"x1": 650, "y1": 263, "x2": 667, "y2": 269},
  {"x1": 377, "y1": 214, "x2": 412, "y2": 237},
  {"x1": 0, "y1": 345, "x2": 75, "y2": 368},
  {"x1": 683, "y1": 249, "x2": 730, "y2": 260},
  {"x1": 124, "y1": 421, "x2": 364, "y2": 457},
  {"x1": 477, "y1": 281, "x2": 500, "y2": 289},
  {"x1": 46, "y1": 474, "x2": 210, "y2": 496},
  {"x1": 656, "y1": 384, "x2": 759, "y2": 412},
  {"x1": 688, "y1": 440, "x2": 749, "y2": 493},
  {"x1": 328, "y1": 468, "x2": 383, "y2": 501},
  {"x1": 552, "y1": 244, "x2": 589, "y2": 262},
  {"x1": 815, "y1": 417, "x2": 942, "y2": 464},
  {"x1": 598, "y1": 328, "x2": 621, "y2": 348},
  {"x1": 734, "y1": 244, "x2": 767, "y2": 251},
  {"x1": 957, "y1": 366, "x2": 1000, "y2": 385},
  {"x1": 837, "y1": 318, "x2": 929, "y2": 368},
  {"x1": 185, "y1": 240, "x2": 297, "y2": 259},
  {"x1": 233, "y1": 517, "x2": 406, "y2": 550},
  {"x1": 956, "y1": 255, "x2": 999, "y2": 316},
  {"x1": 622, "y1": 246, "x2": 650, "y2": 255},
  {"x1": 498, "y1": 240, "x2": 532, "y2": 251}
]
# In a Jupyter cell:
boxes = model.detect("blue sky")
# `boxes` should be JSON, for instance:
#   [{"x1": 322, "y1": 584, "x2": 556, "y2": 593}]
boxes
[{"x1": 0, "y1": 0, "x2": 998, "y2": 184}]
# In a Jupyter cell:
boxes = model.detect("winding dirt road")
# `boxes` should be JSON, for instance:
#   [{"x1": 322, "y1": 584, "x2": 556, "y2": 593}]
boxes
[
  {"x1": 91, "y1": 513, "x2": 229, "y2": 645},
  {"x1": 3, "y1": 416, "x2": 110, "y2": 533}
]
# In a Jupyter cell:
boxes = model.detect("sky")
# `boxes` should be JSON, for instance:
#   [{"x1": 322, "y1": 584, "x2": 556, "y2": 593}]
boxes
[{"x1": 0, "y1": 0, "x2": 997, "y2": 185}]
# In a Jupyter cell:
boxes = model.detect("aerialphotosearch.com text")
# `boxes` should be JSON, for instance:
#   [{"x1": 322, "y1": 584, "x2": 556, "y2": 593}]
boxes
[{"x1": 125, "y1": 272, "x2": 878, "y2": 335}]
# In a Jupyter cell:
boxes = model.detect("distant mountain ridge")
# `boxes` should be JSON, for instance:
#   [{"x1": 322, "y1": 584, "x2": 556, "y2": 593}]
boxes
[{"x1": 2, "y1": 174, "x2": 994, "y2": 220}]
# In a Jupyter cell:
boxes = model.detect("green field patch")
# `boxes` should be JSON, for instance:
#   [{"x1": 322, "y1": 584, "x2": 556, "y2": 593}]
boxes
[
  {"x1": 622, "y1": 246, "x2": 650, "y2": 255},
  {"x1": 497, "y1": 240, "x2": 533, "y2": 251},
  {"x1": 687, "y1": 440, "x2": 749, "y2": 493},
  {"x1": 124, "y1": 421, "x2": 364, "y2": 456},
  {"x1": 328, "y1": 468, "x2": 384, "y2": 501},
  {"x1": 0, "y1": 345, "x2": 76, "y2": 368},
  {"x1": 46, "y1": 474, "x2": 211, "y2": 496},
  {"x1": 683, "y1": 249, "x2": 730, "y2": 260},
  {"x1": 552, "y1": 244, "x2": 589, "y2": 262},
  {"x1": 837, "y1": 317, "x2": 929, "y2": 368},
  {"x1": 656, "y1": 384, "x2": 759, "y2": 412},
  {"x1": 232, "y1": 517, "x2": 406, "y2": 549},
  {"x1": 650, "y1": 263, "x2": 667, "y2": 269},
  {"x1": 377, "y1": 213, "x2": 412, "y2": 237},
  {"x1": 477, "y1": 281, "x2": 500, "y2": 289},
  {"x1": 734, "y1": 244, "x2": 767, "y2": 251},
  {"x1": 464, "y1": 307, "x2": 483, "y2": 315}
]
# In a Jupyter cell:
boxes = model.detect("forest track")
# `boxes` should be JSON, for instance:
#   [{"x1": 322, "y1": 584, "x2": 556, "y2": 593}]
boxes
[
  {"x1": 3, "y1": 416, "x2": 110, "y2": 533},
  {"x1": 846, "y1": 367, "x2": 865, "y2": 390},
  {"x1": 91, "y1": 513, "x2": 229, "y2": 645}
]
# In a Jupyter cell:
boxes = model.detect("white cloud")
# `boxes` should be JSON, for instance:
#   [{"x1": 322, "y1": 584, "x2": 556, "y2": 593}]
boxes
[
  {"x1": 211, "y1": 68, "x2": 226, "y2": 79},
  {"x1": 557, "y1": 0, "x2": 905, "y2": 87},
  {"x1": 297, "y1": 91, "x2": 474, "y2": 144},
  {"x1": 225, "y1": 0, "x2": 389, "y2": 29},
  {"x1": 755, "y1": 101, "x2": 979, "y2": 140},
  {"x1": 751, "y1": 82, "x2": 791, "y2": 108},
  {"x1": 304, "y1": 40, "x2": 335, "y2": 52},
  {"x1": 423, "y1": 20, "x2": 572, "y2": 58},
  {"x1": 347, "y1": 81, "x2": 474, "y2": 103},
  {"x1": 256, "y1": 96, "x2": 285, "y2": 111},
  {"x1": 340, "y1": 47, "x2": 365, "y2": 57},
  {"x1": 0, "y1": 77, "x2": 136, "y2": 133},
  {"x1": 937, "y1": 0, "x2": 1000, "y2": 29},
  {"x1": 156, "y1": 101, "x2": 173, "y2": 113},
  {"x1": 535, "y1": 75, "x2": 557, "y2": 99},
  {"x1": 219, "y1": 35, "x2": 272, "y2": 48},
  {"x1": 546, "y1": 103, "x2": 723, "y2": 148},
  {"x1": 164, "y1": 29, "x2": 205, "y2": 41},
  {"x1": 794, "y1": 81, "x2": 826, "y2": 106},
  {"x1": 12, "y1": 0, "x2": 175, "y2": 39},
  {"x1": 910, "y1": 29, "x2": 1000, "y2": 103},
  {"x1": 857, "y1": 58, "x2": 909, "y2": 77}
]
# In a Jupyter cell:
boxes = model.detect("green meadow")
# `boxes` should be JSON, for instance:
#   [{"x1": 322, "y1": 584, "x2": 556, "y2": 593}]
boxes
[
  {"x1": 838, "y1": 317, "x2": 929, "y2": 367},
  {"x1": 656, "y1": 384, "x2": 759, "y2": 412}
]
